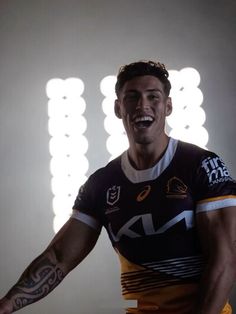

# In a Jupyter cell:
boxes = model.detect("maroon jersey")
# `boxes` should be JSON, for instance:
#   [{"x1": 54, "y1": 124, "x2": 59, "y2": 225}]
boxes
[{"x1": 72, "y1": 138, "x2": 236, "y2": 313}]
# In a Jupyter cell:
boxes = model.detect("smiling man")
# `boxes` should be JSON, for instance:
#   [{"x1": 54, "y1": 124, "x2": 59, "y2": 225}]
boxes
[
  {"x1": 0, "y1": 61, "x2": 236, "y2": 314},
  {"x1": 114, "y1": 64, "x2": 172, "y2": 169}
]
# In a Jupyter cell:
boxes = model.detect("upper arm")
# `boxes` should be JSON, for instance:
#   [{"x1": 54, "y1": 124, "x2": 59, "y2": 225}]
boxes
[
  {"x1": 46, "y1": 216, "x2": 100, "y2": 274},
  {"x1": 196, "y1": 207, "x2": 236, "y2": 267}
]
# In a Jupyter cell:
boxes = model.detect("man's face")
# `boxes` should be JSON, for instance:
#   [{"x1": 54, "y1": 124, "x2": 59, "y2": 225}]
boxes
[{"x1": 115, "y1": 75, "x2": 172, "y2": 146}]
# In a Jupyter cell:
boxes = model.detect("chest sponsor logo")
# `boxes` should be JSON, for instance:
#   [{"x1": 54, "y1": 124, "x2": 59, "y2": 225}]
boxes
[
  {"x1": 109, "y1": 210, "x2": 194, "y2": 242},
  {"x1": 136, "y1": 185, "x2": 151, "y2": 202},
  {"x1": 201, "y1": 156, "x2": 233, "y2": 185},
  {"x1": 166, "y1": 177, "x2": 187, "y2": 199},
  {"x1": 106, "y1": 185, "x2": 121, "y2": 206}
]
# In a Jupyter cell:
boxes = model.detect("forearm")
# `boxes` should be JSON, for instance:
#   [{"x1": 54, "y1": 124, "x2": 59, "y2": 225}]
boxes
[
  {"x1": 194, "y1": 258, "x2": 236, "y2": 314},
  {"x1": 4, "y1": 250, "x2": 66, "y2": 312},
  {"x1": 1, "y1": 219, "x2": 99, "y2": 313}
]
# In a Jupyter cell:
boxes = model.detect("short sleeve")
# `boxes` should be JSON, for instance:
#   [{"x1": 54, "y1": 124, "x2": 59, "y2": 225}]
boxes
[
  {"x1": 72, "y1": 175, "x2": 102, "y2": 231},
  {"x1": 194, "y1": 152, "x2": 236, "y2": 213}
]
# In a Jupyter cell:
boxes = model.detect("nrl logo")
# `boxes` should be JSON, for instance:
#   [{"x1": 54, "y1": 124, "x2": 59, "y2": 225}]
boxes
[{"x1": 106, "y1": 185, "x2": 121, "y2": 205}]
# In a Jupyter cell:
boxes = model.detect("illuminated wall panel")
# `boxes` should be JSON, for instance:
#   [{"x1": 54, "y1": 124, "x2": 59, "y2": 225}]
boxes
[
  {"x1": 167, "y1": 68, "x2": 208, "y2": 148},
  {"x1": 100, "y1": 76, "x2": 129, "y2": 160},
  {"x1": 46, "y1": 78, "x2": 88, "y2": 232}
]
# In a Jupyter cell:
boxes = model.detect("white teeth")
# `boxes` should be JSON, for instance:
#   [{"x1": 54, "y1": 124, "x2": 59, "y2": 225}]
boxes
[{"x1": 134, "y1": 116, "x2": 153, "y2": 123}]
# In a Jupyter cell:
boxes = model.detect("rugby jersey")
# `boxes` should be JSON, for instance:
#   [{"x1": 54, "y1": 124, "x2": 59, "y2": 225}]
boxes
[{"x1": 72, "y1": 138, "x2": 236, "y2": 313}]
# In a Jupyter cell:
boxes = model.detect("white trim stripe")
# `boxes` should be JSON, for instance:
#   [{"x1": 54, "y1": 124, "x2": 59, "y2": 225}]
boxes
[
  {"x1": 196, "y1": 198, "x2": 236, "y2": 213},
  {"x1": 121, "y1": 137, "x2": 178, "y2": 183},
  {"x1": 71, "y1": 210, "x2": 102, "y2": 231},
  {"x1": 142, "y1": 255, "x2": 204, "y2": 278}
]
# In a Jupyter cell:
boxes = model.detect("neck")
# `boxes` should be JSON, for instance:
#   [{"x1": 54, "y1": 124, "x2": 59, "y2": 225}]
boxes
[{"x1": 128, "y1": 135, "x2": 170, "y2": 170}]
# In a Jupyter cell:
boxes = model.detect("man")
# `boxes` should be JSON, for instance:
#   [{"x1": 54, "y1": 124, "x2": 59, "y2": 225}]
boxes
[{"x1": 0, "y1": 60, "x2": 235, "y2": 314}]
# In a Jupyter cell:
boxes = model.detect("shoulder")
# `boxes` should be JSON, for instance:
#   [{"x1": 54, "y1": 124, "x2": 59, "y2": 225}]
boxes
[
  {"x1": 86, "y1": 155, "x2": 122, "y2": 186},
  {"x1": 73, "y1": 155, "x2": 123, "y2": 210},
  {"x1": 177, "y1": 140, "x2": 210, "y2": 157},
  {"x1": 171, "y1": 140, "x2": 233, "y2": 184},
  {"x1": 175, "y1": 140, "x2": 219, "y2": 166}
]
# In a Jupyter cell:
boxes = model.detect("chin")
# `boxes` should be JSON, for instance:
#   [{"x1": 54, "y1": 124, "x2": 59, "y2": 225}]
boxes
[{"x1": 134, "y1": 137, "x2": 153, "y2": 145}]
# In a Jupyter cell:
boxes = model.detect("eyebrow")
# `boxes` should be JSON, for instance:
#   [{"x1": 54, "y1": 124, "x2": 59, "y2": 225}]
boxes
[
  {"x1": 124, "y1": 88, "x2": 163, "y2": 94},
  {"x1": 147, "y1": 88, "x2": 163, "y2": 93}
]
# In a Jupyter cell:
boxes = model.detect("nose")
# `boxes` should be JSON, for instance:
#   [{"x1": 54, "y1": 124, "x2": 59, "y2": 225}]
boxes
[{"x1": 135, "y1": 95, "x2": 150, "y2": 110}]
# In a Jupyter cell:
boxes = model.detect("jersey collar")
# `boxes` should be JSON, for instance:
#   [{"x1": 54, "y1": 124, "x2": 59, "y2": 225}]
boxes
[{"x1": 121, "y1": 137, "x2": 178, "y2": 183}]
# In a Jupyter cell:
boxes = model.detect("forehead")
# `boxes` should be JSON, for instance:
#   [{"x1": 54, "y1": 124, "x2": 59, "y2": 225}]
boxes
[{"x1": 121, "y1": 75, "x2": 165, "y2": 94}]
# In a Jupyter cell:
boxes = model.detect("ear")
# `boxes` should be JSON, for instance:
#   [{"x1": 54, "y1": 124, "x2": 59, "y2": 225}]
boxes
[
  {"x1": 165, "y1": 97, "x2": 172, "y2": 116},
  {"x1": 114, "y1": 99, "x2": 122, "y2": 119}
]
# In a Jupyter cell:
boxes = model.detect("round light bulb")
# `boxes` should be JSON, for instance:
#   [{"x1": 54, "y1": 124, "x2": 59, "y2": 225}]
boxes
[{"x1": 100, "y1": 76, "x2": 117, "y2": 97}]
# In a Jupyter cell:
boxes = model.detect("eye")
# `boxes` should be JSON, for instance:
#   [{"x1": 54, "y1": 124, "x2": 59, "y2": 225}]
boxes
[
  {"x1": 124, "y1": 94, "x2": 139, "y2": 102},
  {"x1": 148, "y1": 94, "x2": 160, "y2": 100}
]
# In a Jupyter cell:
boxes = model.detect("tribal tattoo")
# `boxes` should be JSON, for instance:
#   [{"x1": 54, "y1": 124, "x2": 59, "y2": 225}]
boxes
[{"x1": 6, "y1": 255, "x2": 65, "y2": 311}]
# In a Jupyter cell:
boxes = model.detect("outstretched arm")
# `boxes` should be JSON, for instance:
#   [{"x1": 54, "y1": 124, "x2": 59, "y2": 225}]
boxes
[
  {"x1": 0, "y1": 217, "x2": 100, "y2": 313},
  {"x1": 195, "y1": 206, "x2": 236, "y2": 314}
]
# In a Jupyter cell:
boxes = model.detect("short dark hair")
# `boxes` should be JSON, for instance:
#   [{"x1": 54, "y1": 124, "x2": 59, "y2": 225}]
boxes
[{"x1": 115, "y1": 60, "x2": 171, "y2": 97}]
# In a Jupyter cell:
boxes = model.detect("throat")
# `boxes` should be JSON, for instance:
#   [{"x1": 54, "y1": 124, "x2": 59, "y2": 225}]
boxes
[
  {"x1": 128, "y1": 149, "x2": 162, "y2": 170},
  {"x1": 128, "y1": 137, "x2": 169, "y2": 170}
]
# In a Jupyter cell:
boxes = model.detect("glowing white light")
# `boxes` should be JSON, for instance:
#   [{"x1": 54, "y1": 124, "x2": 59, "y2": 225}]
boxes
[
  {"x1": 168, "y1": 70, "x2": 182, "y2": 90},
  {"x1": 48, "y1": 115, "x2": 87, "y2": 137},
  {"x1": 102, "y1": 98, "x2": 116, "y2": 116},
  {"x1": 51, "y1": 176, "x2": 74, "y2": 197},
  {"x1": 46, "y1": 77, "x2": 88, "y2": 233},
  {"x1": 104, "y1": 116, "x2": 125, "y2": 135},
  {"x1": 101, "y1": 75, "x2": 129, "y2": 160},
  {"x1": 48, "y1": 99, "x2": 66, "y2": 118},
  {"x1": 100, "y1": 76, "x2": 117, "y2": 97},
  {"x1": 48, "y1": 98, "x2": 86, "y2": 118},
  {"x1": 64, "y1": 78, "x2": 84, "y2": 97},
  {"x1": 169, "y1": 126, "x2": 209, "y2": 148},
  {"x1": 189, "y1": 126, "x2": 209, "y2": 147},
  {"x1": 46, "y1": 78, "x2": 65, "y2": 99},
  {"x1": 52, "y1": 196, "x2": 75, "y2": 216},
  {"x1": 184, "y1": 106, "x2": 206, "y2": 126},
  {"x1": 180, "y1": 88, "x2": 204, "y2": 108},
  {"x1": 51, "y1": 175, "x2": 87, "y2": 198},
  {"x1": 49, "y1": 135, "x2": 88, "y2": 157},
  {"x1": 53, "y1": 214, "x2": 71, "y2": 234},
  {"x1": 50, "y1": 155, "x2": 89, "y2": 177},
  {"x1": 46, "y1": 77, "x2": 84, "y2": 99},
  {"x1": 167, "y1": 105, "x2": 188, "y2": 129},
  {"x1": 179, "y1": 67, "x2": 201, "y2": 87},
  {"x1": 106, "y1": 134, "x2": 129, "y2": 159},
  {"x1": 168, "y1": 67, "x2": 208, "y2": 148}
]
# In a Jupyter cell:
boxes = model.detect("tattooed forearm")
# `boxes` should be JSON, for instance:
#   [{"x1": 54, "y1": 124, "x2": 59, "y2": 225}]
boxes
[{"x1": 6, "y1": 255, "x2": 65, "y2": 311}]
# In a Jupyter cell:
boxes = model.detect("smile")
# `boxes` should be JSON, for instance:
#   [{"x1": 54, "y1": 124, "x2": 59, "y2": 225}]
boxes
[{"x1": 133, "y1": 115, "x2": 154, "y2": 128}]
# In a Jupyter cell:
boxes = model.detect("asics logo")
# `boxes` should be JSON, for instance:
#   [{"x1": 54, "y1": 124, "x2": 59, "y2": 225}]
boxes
[{"x1": 136, "y1": 185, "x2": 151, "y2": 202}]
